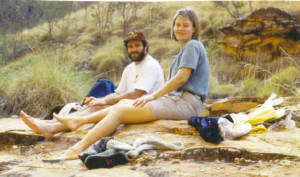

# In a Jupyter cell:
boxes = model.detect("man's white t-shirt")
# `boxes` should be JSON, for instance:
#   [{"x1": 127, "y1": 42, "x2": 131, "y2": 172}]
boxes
[{"x1": 115, "y1": 55, "x2": 164, "y2": 95}]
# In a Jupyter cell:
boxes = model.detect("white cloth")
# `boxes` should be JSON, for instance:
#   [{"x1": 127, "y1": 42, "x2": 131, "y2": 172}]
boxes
[
  {"x1": 218, "y1": 118, "x2": 252, "y2": 140},
  {"x1": 106, "y1": 136, "x2": 184, "y2": 161},
  {"x1": 58, "y1": 102, "x2": 82, "y2": 115},
  {"x1": 115, "y1": 55, "x2": 164, "y2": 95}
]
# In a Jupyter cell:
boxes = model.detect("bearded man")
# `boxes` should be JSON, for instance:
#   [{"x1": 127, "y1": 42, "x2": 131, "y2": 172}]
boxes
[{"x1": 20, "y1": 30, "x2": 164, "y2": 139}]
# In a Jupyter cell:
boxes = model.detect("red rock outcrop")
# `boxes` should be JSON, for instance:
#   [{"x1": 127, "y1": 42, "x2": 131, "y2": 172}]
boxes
[{"x1": 219, "y1": 7, "x2": 300, "y2": 58}]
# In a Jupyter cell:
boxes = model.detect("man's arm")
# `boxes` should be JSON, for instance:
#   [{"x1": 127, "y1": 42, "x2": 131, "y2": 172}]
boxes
[
  {"x1": 87, "y1": 89, "x2": 146, "y2": 106},
  {"x1": 104, "y1": 89, "x2": 146, "y2": 105}
]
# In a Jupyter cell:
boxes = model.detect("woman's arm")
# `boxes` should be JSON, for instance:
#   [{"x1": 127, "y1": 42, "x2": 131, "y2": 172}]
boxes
[
  {"x1": 153, "y1": 67, "x2": 192, "y2": 98},
  {"x1": 133, "y1": 67, "x2": 192, "y2": 107},
  {"x1": 87, "y1": 89, "x2": 146, "y2": 106}
]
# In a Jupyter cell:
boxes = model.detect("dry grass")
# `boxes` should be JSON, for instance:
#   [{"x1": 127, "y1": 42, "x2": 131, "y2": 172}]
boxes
[
  {"x1": 238, "y1": 66, "x2": 299, "y2": 97},
  {"x1": 90, "y1": 36, "x2": 126, "y2": 81},
  {"x1": 0, "y1": 47, "x2": 93, "y2": 116},
  {"x1": 209, "y1": 75, "x2": 237, "y2": 97}
]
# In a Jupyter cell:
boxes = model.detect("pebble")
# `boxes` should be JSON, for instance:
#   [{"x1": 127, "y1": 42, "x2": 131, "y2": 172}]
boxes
[
  {"x1": 244, "y1": 159, "x2": 253, "y2": 163},
  {"x1": 279, "y1": 160, "x2": 291, "y2": 166},
  {"x1": 234, "y1": 157, "x2": 240, "y2": 163},
  {"x1": 171, "y1": 160, "x2": 180, "y2": 164},
  {"x1": 186, "y1": 152, "x2": 192, "y2": 156},
  {"x1": 259, "y1": 172, "x2": 268, "y2": 177},
  {"x1": 130, "y1": 166, "x2": 137, "y2": 171}
]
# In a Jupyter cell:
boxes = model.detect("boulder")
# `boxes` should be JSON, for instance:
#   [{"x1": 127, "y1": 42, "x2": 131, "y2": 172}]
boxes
[
  {"x1": 219, "y1": 7, "x2": 300, "y2": 58},
  {"x1": 207, "y1": 96, "x2": 266, "y2": 116}
]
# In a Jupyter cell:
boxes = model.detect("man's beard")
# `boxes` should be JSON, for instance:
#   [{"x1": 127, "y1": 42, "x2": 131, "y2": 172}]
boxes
[{"x1": 128, "y1": 49, "x2": 146, "y2": 62}]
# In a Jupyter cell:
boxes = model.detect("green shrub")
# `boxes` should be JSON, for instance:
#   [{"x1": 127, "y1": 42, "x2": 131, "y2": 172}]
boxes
[
  {"x1": 257, "y1": 81, "x2": 280, "y2": 97},
  {"x1": 269, "y1": 66, "x2": 299, "y2": 96},
  {"x1": 238, "y1": 66, "x2": 299, "y2": 97},
  {"x1": 91, "y1": 36, "x2": 125, "y2": 74},
  {"x1": 239, "y1": 77, "x2": 260, "y2": 96},
  {"x1": 148, "y1": 38, "x2": 179, "y2": 61},
  {"x1": 209, "y1": 74, "x2": 237, "y2": 97}
]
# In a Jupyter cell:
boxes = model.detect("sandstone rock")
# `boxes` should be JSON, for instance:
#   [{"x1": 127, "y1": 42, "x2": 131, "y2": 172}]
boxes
[
  {"x1": 219, "y1": 7, "x2": 300, "y2": 58},
  {"x1": 0, "y1": 112, "x2": 299, "y2": 176},
  {"x1": 207, "y1": 96, "x2": 266, "y2": 116}
]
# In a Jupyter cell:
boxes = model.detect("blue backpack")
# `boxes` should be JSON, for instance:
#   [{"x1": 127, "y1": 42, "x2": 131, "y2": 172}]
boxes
[
  {"x1": 86, "y1": 79, "x2": 117, "y2": 98},
  {"x1": 82, "y1": 78, "x2": 116, "y2": 105},
  {"x1": 47, "y1": 79, "x2": 117, "y2": 119}
]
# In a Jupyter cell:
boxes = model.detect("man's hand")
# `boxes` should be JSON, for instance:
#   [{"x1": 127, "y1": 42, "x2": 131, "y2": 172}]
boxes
[
  {"x1": 133, "y1": 95, "x2": 155, "y2": 108},
  {"x1": 86, "y1": 97, "x2": 107, "y2": 107},
  {"x1": 84, "y1": 97, "x2": 95, "y2": 105}
]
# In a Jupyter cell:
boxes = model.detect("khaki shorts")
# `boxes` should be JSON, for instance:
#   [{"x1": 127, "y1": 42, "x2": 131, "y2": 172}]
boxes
[{"x1": 147, "y1": 91, "x2": 204, "y2": 120}]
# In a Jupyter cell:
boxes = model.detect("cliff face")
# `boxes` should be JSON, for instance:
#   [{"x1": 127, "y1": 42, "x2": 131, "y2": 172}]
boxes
[{"x1": 0, "y1": 113, "x2": 300, "y2": 176}]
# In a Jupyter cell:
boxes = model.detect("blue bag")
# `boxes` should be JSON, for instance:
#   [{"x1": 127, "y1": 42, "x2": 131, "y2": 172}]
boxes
[
  {"x1": 86, "y1": 79, "x2": 116, "y2": 98},
  {"x1": 188, "y1": 115, "x2": 234, "y2": 144},
  {"x1": 188, "y1": 116, "x2": 223, "y2": 144},
  {"x1": 46, "y1": 79, "x2": 117, "y2": 119}
]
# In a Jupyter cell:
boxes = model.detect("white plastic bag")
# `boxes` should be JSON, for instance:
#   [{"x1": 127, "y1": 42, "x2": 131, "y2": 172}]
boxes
[{"x1": 268, "y1": 111, "x2": 295, "y2": 131}]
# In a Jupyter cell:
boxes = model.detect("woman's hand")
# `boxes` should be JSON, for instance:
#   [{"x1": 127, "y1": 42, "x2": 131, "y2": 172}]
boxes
[{"x1": 133, "y1": 95, "x2": 155, "y2": 108}]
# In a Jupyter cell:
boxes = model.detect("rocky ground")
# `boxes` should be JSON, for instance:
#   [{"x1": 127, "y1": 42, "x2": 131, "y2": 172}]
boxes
[{"x1": 1, "y1": 97, "x2": 300, "y2": 177}]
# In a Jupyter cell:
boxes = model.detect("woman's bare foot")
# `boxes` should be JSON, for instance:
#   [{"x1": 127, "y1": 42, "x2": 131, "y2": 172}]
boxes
[
  {"x1": 53, "y1": 113, "x2": 81, "y2": 131},
  {"x1": 60, "y1": 147, "x2": 82, "y2": 160},
  {"x1": 20, "y1": 111, "x2": 53, "y2": 139}
]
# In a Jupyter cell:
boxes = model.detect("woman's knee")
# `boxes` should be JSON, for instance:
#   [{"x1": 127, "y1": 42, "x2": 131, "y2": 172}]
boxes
[
  {"x1": 108, "y1": 105, "x2": 127, "y2": 122},
  {"x1": 117, "y1": 99, "x2": 133, "y2": 105},
  {"x1": 109, "y1": 104, "x2": 135, "y2": 123}
]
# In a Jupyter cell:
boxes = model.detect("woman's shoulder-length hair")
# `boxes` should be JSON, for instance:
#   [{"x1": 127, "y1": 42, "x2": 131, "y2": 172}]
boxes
[{"x1": 171, "y1": 8, "x2": 200, "y2": 41}]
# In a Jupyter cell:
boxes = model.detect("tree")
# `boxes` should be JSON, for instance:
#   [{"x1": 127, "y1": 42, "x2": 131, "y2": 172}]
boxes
[
  {"x1": 37, "y1": 1, "x2": 73, "y2": 39},
  {"x1": 90, "y1": 2, "x2": 117, "y2": 38},
  {"x1": 0, "y1": 0, "x2": 29, "y2": 62},
  {"x1": 0, "y1": 0, "x2": 44, "y2": 34},
  {"x1": 214, "y1": 1, "x2": 246, "y2": 19},
  {"x1": 117, "y1": 2, "x2": 143, "y2": 35}
]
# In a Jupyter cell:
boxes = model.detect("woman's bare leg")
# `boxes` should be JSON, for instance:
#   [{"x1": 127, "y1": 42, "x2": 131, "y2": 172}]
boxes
[
  {"x1": 58, "y1": 103, "x2": 154, "y2": 160},
  {"x1": 54, "y1": 100, "x2": 133, "y2": 131},
  {"x1": 20, "y1": 103, "x2": 107, "y2": 139},
  {"x1": 54, "y1": 105, "x2": 114, "y2": 131},
  {"x1": 64, "y1": 105, "x2": 108, "y2": 117},
  {"x1": 20, "y1": 105, "x2": 109, "y2": 139}
]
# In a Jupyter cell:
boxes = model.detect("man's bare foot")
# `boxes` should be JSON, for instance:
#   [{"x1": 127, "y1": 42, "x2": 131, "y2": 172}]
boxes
[
  {"x1": 53, "y1": 113, "x2": 81, "y2": 131},
  {"x1": 20, "y1": 111, "x2": 53, "y2": 139}
]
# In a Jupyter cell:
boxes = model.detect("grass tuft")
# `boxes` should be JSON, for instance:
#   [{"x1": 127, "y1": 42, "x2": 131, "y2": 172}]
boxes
[
  {"x1": 1, "y1": 47, "x2": 93, "y2": 116},
  {"x1": 91, "y1": 36, "x2": 126, "y2": 72}
]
